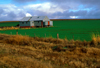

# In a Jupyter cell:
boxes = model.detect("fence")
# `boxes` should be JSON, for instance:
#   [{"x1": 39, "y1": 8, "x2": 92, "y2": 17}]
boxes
[{"x1": 15, "y1": 31, "x2": 74, "y2": 40}]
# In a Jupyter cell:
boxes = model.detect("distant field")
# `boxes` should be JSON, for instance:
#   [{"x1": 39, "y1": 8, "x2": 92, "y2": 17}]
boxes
[
  {"x1": 50, "y1": 19, "x2": 100, "y2": 21},
  {"x1": 0, "y1": 21, "x2": 19, "y2": 27},
  {"x1": 0, "y1": 20, "x2": 100, "y2": 41}
]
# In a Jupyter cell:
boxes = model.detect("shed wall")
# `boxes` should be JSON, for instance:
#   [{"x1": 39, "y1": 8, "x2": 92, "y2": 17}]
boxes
[
  {"x1": 20, "y1": 21, "x2": 30, "y2": 26},
  {"x1": 43, "y1": 16, "x2": 50, "y2": 21},
  {"x1": 44, "y1": 21, "x2": 48, "y2": 26},
  {"x1": 30, "y1": 21, "x2": 34, "y2": 26},
  {"x1": 34, "y1": 21, "x2": 42, "y2": 26},
  {"x1": 50, "y1": 21, "x2": 53, "y2": 26}
]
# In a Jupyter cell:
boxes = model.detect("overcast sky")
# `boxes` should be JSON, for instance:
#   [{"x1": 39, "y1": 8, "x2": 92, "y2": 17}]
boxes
[{"x1": 0, "y1": 0, "x2": 100, "y2": 21}]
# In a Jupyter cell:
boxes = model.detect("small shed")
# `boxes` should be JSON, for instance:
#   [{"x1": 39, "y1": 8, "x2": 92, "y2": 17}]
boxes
[{"x1": 20, "y1": 16, "x2": 53, "y2": 28}]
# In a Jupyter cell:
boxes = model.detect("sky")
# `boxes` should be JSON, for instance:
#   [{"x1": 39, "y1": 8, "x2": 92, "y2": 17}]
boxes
[{"x1": 0, "y1": 0, "x2": 100, "y2": 21}]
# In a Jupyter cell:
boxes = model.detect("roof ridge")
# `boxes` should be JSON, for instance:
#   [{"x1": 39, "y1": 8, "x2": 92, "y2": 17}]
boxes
[{"x1": 21, "y1": 16, "x2": 49, "y2": 21}]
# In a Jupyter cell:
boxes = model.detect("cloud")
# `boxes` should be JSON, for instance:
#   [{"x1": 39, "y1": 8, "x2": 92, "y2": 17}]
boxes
[
  {"x1": 0, "y1": 11, "x2": 26, "y2": 21},
  {"x1": 70, "y1": 16, "x2": 77, "y2": 19},
  {"x1": 13, "y1": 0, "x2": 37, "y2": 3},
  {"x1": 26, "y1": 13, "x2": 32, "y2": 17},
  {"x1": 23, "y1": 2, "x2": 66, "y2": 14},
  {"x1": 52, "y1": 9, "x2": 100, "y2": 19},
  {"x1": 0, "y1": 0, "x2": 100, "y2": 21},
  {"x1": 13, "y1": 0, "x2": 100, "y2": 8},
  {"x1": 0, "y1": 8, "x2": 4, "y2": 14},
  {"x1": 0, "y1": 4, "x2": 26, "y2": 21},
  {"x1": 12, "y1": 0, "x2": 100, "y2": 11}
]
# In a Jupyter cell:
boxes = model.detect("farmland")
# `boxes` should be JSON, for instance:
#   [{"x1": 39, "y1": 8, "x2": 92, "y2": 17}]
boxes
[
  {"x1": 0, "y1": 21, "x2": 19, "y2": 27},
  {"x1": 0, "y1": 20, "x2": 100, "y2": 41}
]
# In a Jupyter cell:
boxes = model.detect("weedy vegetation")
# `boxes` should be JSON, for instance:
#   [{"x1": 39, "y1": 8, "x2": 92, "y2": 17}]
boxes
[{"x1": 0, "y1": 34, "x2": 100, "y2": 68}]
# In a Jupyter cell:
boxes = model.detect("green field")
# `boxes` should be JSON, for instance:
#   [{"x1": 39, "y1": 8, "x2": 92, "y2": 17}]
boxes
[
  {"x1": 0, "y1": 21, "x2": 19, "y2": 27},
  {"x1": 0, "y1": 20, "x2": 100, "y2": 41}
]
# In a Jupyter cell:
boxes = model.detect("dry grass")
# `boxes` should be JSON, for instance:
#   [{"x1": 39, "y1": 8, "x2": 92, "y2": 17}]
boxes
[
  {"x1": 0, "y1": 56, "x2": 53, "y2": 68},
  {"x1": 91, "y1": 34, "x2": 100, "y2": 46},
  {"x1": 0, "y1": 26, "x2": 19, "y2": 30},
  {"x1": 0, "y1": 26, "x2": 31, "y2": 30},
  {"x1": 0, "y1": 34, "x2": 100, "y2": 68},
  {"x1": 5, "y1": 35, "x2": 31, "y2": 45},
  {"x1": 21, "y1": 28, "x2": 31, "y2": 29}
]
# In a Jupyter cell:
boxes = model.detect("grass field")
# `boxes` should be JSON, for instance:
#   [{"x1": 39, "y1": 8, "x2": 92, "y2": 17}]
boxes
[
  {"x1": 0, "y1": 21, "x2": 19, "y2": 27},
  {"x1": 0, "y1": 20, "x2": 100, "y2": 41}
]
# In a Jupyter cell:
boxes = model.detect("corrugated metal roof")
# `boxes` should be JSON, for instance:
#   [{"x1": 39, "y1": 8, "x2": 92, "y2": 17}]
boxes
[
  {"x1": 30, "y1": 16, "x2": 45, "y2": 21},
  {"x1": 21, "y1": 16, "x2": 48, "y2": 21},
  {"x1": 21, "y1": 17, "x2": 32, "y2": 21}
]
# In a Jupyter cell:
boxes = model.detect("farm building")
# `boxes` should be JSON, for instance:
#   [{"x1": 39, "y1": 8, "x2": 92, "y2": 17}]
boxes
[{"x1": 20, "y1": 16, "x2": 53, "y2": 28}]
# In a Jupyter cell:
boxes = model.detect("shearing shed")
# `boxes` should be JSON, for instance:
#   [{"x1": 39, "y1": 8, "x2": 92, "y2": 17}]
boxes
[{"x1": 20, "y1": 16, "x2": 53, "y2": 28}]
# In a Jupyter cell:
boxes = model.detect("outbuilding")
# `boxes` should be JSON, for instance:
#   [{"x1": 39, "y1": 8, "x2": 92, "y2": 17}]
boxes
[{"x1": 20, "y1": 16, "x2": 53, "y2": 28}]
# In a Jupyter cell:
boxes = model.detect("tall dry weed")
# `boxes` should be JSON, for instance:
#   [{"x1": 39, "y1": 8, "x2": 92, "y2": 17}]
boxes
[
  {"x1": 91, "y1": 34, "x2": 100, "y2": 45},
  {"x1": 0, "y1": 27, "x2": 19, "y2": 30},
  {"x1": 4, "y1": 35, "x2": 32, "y2": 45}
]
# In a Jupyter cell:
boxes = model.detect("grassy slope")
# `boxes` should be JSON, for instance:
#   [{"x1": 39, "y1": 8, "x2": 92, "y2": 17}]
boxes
[
  {"x1": 0, "y1": 20, "x2": 100, "y2": 41},
  {"x1": 0, "y1": 34, "x2": 100, "y2": 68}
]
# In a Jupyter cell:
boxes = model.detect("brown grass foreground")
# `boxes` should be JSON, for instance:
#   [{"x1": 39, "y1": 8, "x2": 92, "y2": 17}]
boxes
[{"x1": 0, "y1": 34, "x2": 100, "y2": 68}]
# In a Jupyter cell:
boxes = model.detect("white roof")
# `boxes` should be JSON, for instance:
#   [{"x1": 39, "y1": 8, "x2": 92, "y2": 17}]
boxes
[{"x1": 21, "y1": 16, "x2": 48, "y2": 21}]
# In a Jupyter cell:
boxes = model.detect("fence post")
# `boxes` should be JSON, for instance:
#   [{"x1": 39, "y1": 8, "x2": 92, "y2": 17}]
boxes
[
  {"x1": 57, "y1": 33, "x2": 59, "y2": 44},
  {"x1": 57, "y1": 33, "x2": 59, "y2": 39},
  {"x1": 16, "y1": 30, "x2": 18, "y2": 35},
  {"x1": 45, "y1": 33, "x2": 46, "y2": 38}
]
